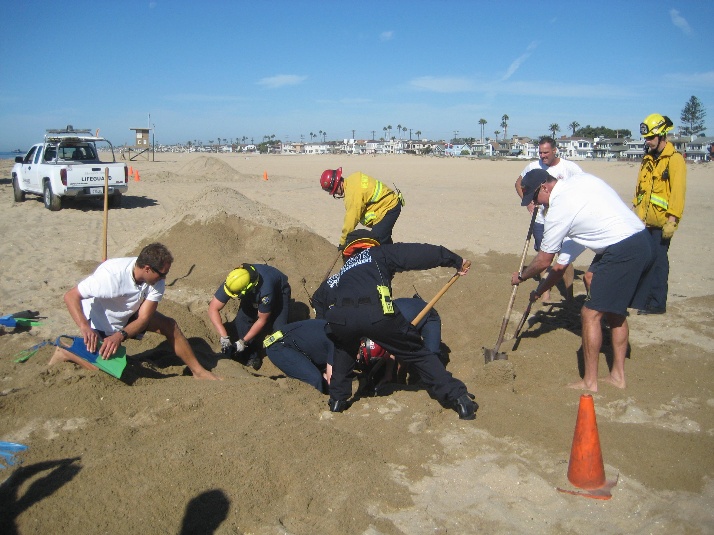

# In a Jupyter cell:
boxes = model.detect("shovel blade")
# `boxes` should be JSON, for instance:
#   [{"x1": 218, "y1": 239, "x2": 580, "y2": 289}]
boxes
[{"x1": 483, "y1": 348, "x2": 508, "y2": 364}]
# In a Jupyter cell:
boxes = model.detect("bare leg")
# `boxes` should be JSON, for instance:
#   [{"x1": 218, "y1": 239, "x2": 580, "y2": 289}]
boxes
[
  {"x1": 149, "y1": 312, "x2": 220, "y2": 380},
  {"x1": 48, "y1": 347, "x2": 99, "y2": 371},
  {"x1": 568, "y1": 305, "x2": 602, "y2": 392},
  {"x1": 583, "y1": 271, "x2": 593, "y2": 294},
  {"x1": 540, "y1": 267, "x2": 552, "y2": 303},
  {"x1": 563, "y1": 263, "x2": 575, "y2": 302},
  {"x1": 601, "y1": 312, "x2": 627, "y2": 389}
]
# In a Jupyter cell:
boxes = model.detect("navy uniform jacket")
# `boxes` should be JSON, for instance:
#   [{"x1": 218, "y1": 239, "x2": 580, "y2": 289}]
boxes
[
  {"x1": 214, "y1": 264, "x2": 289, "y2": 318},
  {"x1": 313, "y1": 243, "x2": 462, "y2": 317}
]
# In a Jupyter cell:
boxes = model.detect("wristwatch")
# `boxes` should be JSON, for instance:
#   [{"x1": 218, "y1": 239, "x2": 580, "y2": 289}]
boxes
[
  {"x1": 517, "y1": 273, "x2": 526, "y2": 282},
  {"x1": 119, "y1": 329, "x2": 129, "y2": 341}
]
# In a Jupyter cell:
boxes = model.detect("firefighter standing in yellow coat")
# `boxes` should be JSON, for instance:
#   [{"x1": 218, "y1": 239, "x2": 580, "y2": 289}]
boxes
[
  {"x1": 633, "y1": 113, "x2": 687, "y2": 315},
  {"x1": 320, "y1": 167, "x2": 404, "y2": 248}
]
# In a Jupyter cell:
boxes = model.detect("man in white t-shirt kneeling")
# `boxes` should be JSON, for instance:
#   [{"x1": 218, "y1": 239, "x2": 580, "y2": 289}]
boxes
[{"x1": 50, "y1": 242, "x2": 220, "y2": 380}]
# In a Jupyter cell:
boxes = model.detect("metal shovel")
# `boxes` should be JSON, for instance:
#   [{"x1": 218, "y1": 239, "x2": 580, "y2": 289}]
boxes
[{"x1": 484, "y1": 209, "x2": 538, "y2": 363}]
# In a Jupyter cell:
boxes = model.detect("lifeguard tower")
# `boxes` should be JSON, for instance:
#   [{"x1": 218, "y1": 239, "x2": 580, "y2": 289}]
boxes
[{"x1": 125, "y1": 127, "x2": 153, "y2": 161}]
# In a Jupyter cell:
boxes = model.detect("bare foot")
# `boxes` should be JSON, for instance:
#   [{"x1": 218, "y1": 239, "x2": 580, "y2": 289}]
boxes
[
  {"x1": 541, "y1": 290, "x2": 552, "y2": 303},
  {"x1": 602, "y1": 374, "x2": 626, "y2": 389},
  {"x1": 48, "y1": 347, "x2": 99, "y2": 371},
  {"x1": 566, "y1": 378, "x2": 598, "y2": 392},
  {"x1": 192, "y1": 368, "x2": 222, "y2": 380}
]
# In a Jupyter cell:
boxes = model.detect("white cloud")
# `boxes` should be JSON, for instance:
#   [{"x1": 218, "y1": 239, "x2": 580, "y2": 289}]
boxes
[
  {"x1": 380, "y1": 31, "x2": 394, "y2": 41},
  {"x1": 339, "y1": 98, "x2": 372, "y2": 105},
  {"x1": 501, "y1": 41, "x2": 539, "y2": 81},
  {"x1": 409, "y1": 76, "x2": 476, "y2": 93},
  {"x1": 163, "y1": 94, "x2": 244, "y2": 103},
  {"x1": 663, "y1": 71, "x2": 714, "y2": 88},
  {"x1": 257, "y1": 75, "x2": 307, "y2": 89},
  {"x1": 670, "y1": 9, "x2": 692, "y2": 35}
]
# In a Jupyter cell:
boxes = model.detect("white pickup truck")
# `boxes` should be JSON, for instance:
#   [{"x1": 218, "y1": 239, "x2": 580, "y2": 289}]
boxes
[{"x1": 12, "y1": 127, "x2": 128, "y2": 211}]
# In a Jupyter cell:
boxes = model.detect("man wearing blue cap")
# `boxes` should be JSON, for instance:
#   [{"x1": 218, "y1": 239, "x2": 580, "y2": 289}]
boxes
[{"x1": 511, "y1": 169, "x2": 655, "y2": 392}]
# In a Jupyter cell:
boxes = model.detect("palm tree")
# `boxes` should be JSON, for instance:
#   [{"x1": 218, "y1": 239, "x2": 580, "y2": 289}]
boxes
[
  {"x1": 318, "y1": 130, "x2": 323, "y2": 142},
  {"x1": 549, "y1": 123, "x2": 560, "y2": 138},
  {"x1": 396, "y1": 124, "x2": 402, "y2": 139},
  {"x1": 494, "y1": 130, "x2": 501, "y2": 141},
  {"x1": 501, "y1": 114, "x2": 509, "y2": 139},
  {"x1": 309, "y1": 132, "x2": 315, "y2": 142},
  {"x1": 478, "y1": 119, "x2": 487, "y2": 142},
  {"x1": 383, "y1": 126, "x2": 388, "y2": 139},
  {"x1": 568, "y1": 121, "x2": 580, "y2": 136},
  {"x1": 415, "y1": 130, "x2": 422, "y2": 139},
  {"x1": 322, "y1": 132, "x2": 327, "y2": 142},
  {"x1": 402, "y1": 126, "x2": 407, "y2": 138},
  {"x1": 387, "y1": 125, "x2": 392, "y2": 139}
]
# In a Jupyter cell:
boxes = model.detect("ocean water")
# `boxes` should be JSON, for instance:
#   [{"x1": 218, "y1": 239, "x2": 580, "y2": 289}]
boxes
[{"x1": 0, "y1": 151, "x2": 24, "y2": 160}]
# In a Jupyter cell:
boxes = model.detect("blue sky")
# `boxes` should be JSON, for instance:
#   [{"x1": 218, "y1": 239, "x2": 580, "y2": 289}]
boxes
[{"x1": 1, "y1": 1, "x2": 712, "y2": 150}]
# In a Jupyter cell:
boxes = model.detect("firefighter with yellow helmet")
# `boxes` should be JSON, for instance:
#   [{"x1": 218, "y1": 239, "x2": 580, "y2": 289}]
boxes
[
  {"x1": 208, "y1": 263, "x2": 291, "y2": 369},
  {"x1": 320, "y1": 167, "x2": 404, "y2": 248},
  {"x1": 632, "y1": 113, "x2": 687, "y2": 314}
]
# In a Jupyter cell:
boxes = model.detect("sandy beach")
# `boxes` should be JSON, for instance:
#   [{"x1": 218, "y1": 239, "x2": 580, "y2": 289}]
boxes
[{"x1": 0, "y1": 152, "x2": 712, "y2": 534}]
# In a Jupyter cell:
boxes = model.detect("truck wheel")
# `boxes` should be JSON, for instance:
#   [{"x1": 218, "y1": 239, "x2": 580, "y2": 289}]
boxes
[
  {"x1": 12, "y1": 176, "x2": 25, "y2": 202},
  {"x1": 108, "y1": 191, "x2": 122, "y2": 208},
  {"x1": 43, "y1": 181, "x2": 62, "y2": 211}
]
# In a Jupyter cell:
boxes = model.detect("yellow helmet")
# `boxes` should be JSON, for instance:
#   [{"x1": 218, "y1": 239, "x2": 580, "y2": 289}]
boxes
[
  {"x1": 640, "y1": 114, "x2": 673, "y2": 137},
  {"x1": 223, "y1": 264, "x2": 258, "y2": 298}
]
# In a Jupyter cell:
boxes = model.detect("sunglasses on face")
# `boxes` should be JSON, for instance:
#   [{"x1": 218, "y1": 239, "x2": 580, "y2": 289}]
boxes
[{"x1": 149, "y1": 265, "x2": 168, "y2": 279}]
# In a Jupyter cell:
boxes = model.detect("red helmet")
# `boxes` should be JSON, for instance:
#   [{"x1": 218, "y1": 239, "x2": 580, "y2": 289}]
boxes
[
  {"x1": 320, "y1": 167, "x2": 343, "y2": 195},
  {"x1": 357, "y1": 338, "x2": 388, "y2": 365}
]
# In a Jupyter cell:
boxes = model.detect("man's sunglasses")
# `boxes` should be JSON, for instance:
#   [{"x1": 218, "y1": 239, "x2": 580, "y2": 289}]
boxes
[{"x1": 149, "y1": 265, "x2": 168, "y2": 279}]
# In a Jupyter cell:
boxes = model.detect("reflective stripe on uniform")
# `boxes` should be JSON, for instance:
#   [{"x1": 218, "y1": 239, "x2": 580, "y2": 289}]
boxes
[
  {"x1": 370, "y1": 181, "x2": 384, "y2": 203},
  {"x1": 263, "y1": 330, "x2": 284, "y2": 348},
  {"x1": 361, "y1": 211, "x2": 377, "y2": 225},
  {"x1": 650, "y1": 194, "x2": 668, "y2": 210}
]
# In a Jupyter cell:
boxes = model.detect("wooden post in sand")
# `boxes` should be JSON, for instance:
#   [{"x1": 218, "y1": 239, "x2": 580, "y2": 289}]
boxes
[{"x1": 102, "y1": 167, "x2": 109, "y2": 261}]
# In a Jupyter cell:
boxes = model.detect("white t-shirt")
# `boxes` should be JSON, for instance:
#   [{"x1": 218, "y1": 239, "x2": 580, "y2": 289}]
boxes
[
  {"x1": 77, "y1": 257, "x2": 164, "y2": 334},
  {"x1": 556, "y1": 238, "x2": 587, "y2": 266},
  {"x1": 541, "y1": 173, "x2": 645, "y2": 255},
  {"x1": 520, "y1": 158, "x2": 584, "y2": 224}
]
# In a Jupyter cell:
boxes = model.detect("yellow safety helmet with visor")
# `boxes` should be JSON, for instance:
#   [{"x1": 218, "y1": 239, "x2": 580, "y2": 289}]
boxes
[{"x1": 640, "y1": 114, "x2": 673, "y2": 138}]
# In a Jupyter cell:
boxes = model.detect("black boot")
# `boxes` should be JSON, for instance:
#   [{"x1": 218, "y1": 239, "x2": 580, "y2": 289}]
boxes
[
  {"x1": 453, "y1": 393, "x2": 478, "y2": 420},
  {"x1": 246, "y1": 356, "x2": 262, "y2": 370}
]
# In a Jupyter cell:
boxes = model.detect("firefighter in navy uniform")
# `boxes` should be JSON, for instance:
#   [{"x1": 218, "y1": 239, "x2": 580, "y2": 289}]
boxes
[
  {"x1": 315, "y1": 232, "x2": 477, "y2": 420},
  {"x1": 208, "y1": 263, "x2": 291, "y2": 370},
  {"x1": 263, "y1": 319, "x2": 334, "y2": 393}
]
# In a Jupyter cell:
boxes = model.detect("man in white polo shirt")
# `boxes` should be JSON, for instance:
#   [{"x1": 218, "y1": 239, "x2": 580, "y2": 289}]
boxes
[
  {"x1": 511, "y1": 169, "x2": 654, "y2": 392},
  {"x1": 514, "y1": 137, "x2": 583, "y2": 301}
]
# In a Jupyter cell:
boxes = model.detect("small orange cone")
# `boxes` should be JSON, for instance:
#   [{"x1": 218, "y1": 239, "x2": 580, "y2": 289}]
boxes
[
  {"x1": 263, "y1": 170, "x2": 268, "y2": 181},
  {"x1": 134, "y1": 170, "x2": 140, "y2": 182},
  {"x1": 128, "y1": 166, "x2": 134, "y2": 177},
  {"x1": 557, "y1": 394, "x2": 618, "y2": 500}
]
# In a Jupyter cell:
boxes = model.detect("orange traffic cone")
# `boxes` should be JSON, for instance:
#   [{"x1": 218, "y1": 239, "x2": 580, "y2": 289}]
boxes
[
  {"x1": 263, "y1": 170, "x2": 268, "y2": 181},
  {"x1": 128, "y1": 166, "x2": 134, "y2": 177},
  {"x1": 134, "y1": 170, "x2": 140, "y2": 182},
  {"x1": 557, "y1": 394, "x2": 618, "y2": 500}
]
